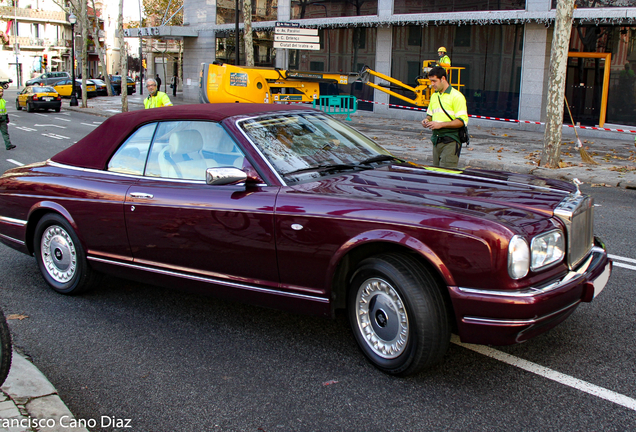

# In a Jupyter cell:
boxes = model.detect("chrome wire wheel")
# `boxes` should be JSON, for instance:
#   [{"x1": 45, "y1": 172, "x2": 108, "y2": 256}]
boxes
[
  {"x1": 40, "y1": 225, "x2": 77, "y2": 283},
  {"x1": 355, "y1": 277, "x2": 409, "y2": 359}
]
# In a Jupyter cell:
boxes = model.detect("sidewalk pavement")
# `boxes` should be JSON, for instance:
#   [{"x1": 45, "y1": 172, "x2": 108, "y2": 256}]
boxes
[
  {"x1": 68, "y1": 92, "x2": 636, "y2": 189},
  {"x1": 1, "y1": 350, "x2": 87, "y2": 432},
  {"x1": 4, "y1": 91, "x2": 633, "y2": 430}
]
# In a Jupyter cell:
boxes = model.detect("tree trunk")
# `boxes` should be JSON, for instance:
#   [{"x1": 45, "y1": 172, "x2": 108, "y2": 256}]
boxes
[
  {"x1": 541, "y1": 0, "x2": 575, "y2": 168},
  {"x1": 91, "y1": 0, "x2": 113, "y2": 96},
  {"x1": 80, "y1": 0, "x2": 88, "y2": 107},
  {"x1": 243, "y1": 0, "x2": 254, "y2": 67},
  {"x1": 119, "y1": 0, "x2": 128, "y2": 112}
]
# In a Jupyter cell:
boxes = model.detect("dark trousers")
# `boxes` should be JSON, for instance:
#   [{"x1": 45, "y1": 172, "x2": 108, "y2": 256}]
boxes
[{"x1": 0, "y1": 117, "x2": 11, "y2": 149}]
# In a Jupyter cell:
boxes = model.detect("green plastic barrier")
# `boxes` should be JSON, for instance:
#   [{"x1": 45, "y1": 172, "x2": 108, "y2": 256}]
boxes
[{"x1": 312, "y1": 95, "x2": 357, "y2": 121}]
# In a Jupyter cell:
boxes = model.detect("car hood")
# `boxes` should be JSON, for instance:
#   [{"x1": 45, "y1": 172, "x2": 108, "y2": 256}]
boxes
[{"x1": 285, "y1": 163, "x2": 577, "y2": 228}]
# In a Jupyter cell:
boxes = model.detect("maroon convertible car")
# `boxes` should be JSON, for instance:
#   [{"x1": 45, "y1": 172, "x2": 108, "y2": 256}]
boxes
[{"x1": 0, "y1": 104, "x2": 612, "y2": 376}]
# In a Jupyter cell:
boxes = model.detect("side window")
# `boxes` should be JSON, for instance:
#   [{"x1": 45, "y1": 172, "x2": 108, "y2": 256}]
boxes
[
  {"x1": 146, "y1": 120, "x2": 245, "y2": 181},
  {"x1": 107, "y1": 123, "x2": 157, "y2": 175}
]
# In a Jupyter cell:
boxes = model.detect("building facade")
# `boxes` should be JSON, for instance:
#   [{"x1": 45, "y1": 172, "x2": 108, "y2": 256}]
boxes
[
  {"x1": 168, "y1": 0, "x2": 636, "y2": 128},
  {"x1": 0, "y1": 0, "x2": 72, "y2": 87}
]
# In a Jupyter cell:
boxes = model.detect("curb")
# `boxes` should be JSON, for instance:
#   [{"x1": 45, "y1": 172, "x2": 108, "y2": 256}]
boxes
[{"x1": 1, "y1": 351, "x2": 88, "y2": 432}]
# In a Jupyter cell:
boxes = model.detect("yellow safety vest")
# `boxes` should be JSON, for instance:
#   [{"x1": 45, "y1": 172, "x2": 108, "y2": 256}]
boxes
[
  {"x1": 0, "y1": 99, "x2": 6, "y2": 115},
  {"x1": 144, "y1": 91, "x2": 173, "y2": 109},
  {"x1": 426, "y1": 85, "x2": 468, "y2": 144}
]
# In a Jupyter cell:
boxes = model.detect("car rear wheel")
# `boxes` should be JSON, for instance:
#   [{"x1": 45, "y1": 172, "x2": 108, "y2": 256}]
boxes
[
  {"x1": 348, "y1": 253, "x2": 450, "y2": 376},
  {"x1": 26, "y1": 103, "x2": 33, "y2": 112},
  {"x1": 54, "y1": 107, "x2": 61, "y2": 112},
  {"x1": 34, "y1": 214, "x2": 99, "y2": 295},
  {"x1": 15, "y1": 100, "x2": 21, "y2": 110}
]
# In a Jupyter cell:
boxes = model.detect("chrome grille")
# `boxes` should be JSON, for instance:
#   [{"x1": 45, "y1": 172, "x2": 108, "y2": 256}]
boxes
[{"x1": 554, "y1": 193, "x2": 594, "y2": 269}]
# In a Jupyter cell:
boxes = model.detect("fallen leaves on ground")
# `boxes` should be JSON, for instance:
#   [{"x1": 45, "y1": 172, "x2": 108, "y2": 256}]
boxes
[
  {"x1": 6, "y1": 313, "x2": 29, "y2": 320},
  {"x1": 608, "y1": 165, "x2": 636, "y2": 172}
]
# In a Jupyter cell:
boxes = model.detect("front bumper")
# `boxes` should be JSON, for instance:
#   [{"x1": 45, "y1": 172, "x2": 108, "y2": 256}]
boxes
[{"x1": 449, "y1": 245, "x2": 612, "y2": 345}]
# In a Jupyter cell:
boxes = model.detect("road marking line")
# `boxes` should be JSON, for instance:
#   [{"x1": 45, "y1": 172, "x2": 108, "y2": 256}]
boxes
[
  {"x1": 11, "y1": 114, "x2": 21, "y2": 117},
  {"x1": 613, "y1": 262, "x2": 636, "y2": 271},
  {"x1": 609, "y1": 254, "x2": 636, "y2": 264},
  {"x1": 16, "y1": 126, "x2": 37, "y2": 132},
  {"x1": 81, "y1": 123, "x2": 98, "y2": 127},
  {"x1": 93, "y1": 121, "x2": 102, "y2": 124},
  {"x1": 451, "y1": 335, "x2": 636, "y2": 412},
  {"x1": 33, "y1": 113, "x2": 47, "y2": 117},
  {"x1": 34, "y1": 124, "x2": 66, "y2": 129},
  {"x1": 42, "y1": 133, "x2": 69, "y2": 140},
  {"x1": 54, "y1": 117, "x2": 71, "y2": 122},
  {"x1": 6, "y1": 159, "x2": 23, "y2": 166}
]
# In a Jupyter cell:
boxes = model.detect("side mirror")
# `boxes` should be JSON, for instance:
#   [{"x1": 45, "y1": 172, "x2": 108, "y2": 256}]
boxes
[{"x1": 206, "y1": 167, "x2": 247, "y2": 185}]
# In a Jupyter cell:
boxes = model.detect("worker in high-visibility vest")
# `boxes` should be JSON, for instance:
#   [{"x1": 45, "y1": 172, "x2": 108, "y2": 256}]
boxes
[
  {"x1": 144, "y1": 78, "x2": 173, "y2": 109},
  {"x1": 0, "y1": 88, "x2": 15, "y2": 150},
  {"x1": 437, "y1": 47, "x2": 451, "y2": 67}
]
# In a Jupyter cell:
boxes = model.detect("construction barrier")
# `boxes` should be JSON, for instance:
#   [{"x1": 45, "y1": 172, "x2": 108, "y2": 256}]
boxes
[{"x1": 313, "y1": 95, "x2": 357, "y2": 121}]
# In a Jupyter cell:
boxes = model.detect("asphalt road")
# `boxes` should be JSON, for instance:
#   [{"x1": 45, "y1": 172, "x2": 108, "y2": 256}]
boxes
[{"x1": 1, "y1": 97, "x2": 635, "y2": 431}]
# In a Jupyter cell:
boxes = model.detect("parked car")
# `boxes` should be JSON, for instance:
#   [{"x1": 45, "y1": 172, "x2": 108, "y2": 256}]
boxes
[
  {"x1": 53, "y1": 79, "x2": 97, "y2": 98},
  {"x1": 110, "y1": 75, "x2": 136, "y2": 95},
  {"x1": 89, "y1": 79, "x2": 108, "y2": 96},
  {"x1": 0, "y1": 104, "x2": 612, "y2": 376},
  {"x1": 15, "y1": 85, "x2": 62, "y2": 112},
  {"x1": 25, "y1": 71, "x2": 71, "y2": 87}
]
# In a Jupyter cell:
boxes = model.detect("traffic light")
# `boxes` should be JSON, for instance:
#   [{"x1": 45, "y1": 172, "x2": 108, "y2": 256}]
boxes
[
  {"x1": 142, "y1": 58, "x2": 147, "y2": 69},
  {"x1": 42, "y1": 54, "x2": 48, "y2": 70}
]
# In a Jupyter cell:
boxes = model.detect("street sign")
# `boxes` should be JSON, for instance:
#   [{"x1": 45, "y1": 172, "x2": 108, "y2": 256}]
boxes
[
  {"x1": 273, "y1": 41, "x2": 320, "y2": 51},
  {"x1": 274, "y1": 34, "x2": 320, "y2": 44},
  {"x1": 274, "y1": 22, "x2": 320, "y2": 51}
]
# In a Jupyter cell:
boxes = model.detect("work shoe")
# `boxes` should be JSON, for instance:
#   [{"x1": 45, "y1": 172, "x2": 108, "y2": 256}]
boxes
[{"x1": 6, "y1": 145, "x2": 16, "y2": 150}]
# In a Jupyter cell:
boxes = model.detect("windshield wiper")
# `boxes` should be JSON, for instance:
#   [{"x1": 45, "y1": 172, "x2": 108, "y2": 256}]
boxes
[
  {"x1": 284, "y1": 163, "x2": 373, "y2": 177},
  {"x1": 358, "y1": 155, "x2": 402, "y2": 165}
]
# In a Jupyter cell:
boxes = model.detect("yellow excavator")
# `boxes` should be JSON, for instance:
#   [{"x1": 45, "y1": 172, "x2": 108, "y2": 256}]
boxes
[{"x1": 199, "y1": 60, "x2": 464, "y2": 107}]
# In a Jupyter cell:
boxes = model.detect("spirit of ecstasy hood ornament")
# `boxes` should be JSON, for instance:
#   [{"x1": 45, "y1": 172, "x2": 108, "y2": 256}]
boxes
[{"x1": 572, "y1": 178, "x2": 582, "y2": 195}]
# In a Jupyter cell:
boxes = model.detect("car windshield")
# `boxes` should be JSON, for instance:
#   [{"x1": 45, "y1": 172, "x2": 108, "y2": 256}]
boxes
[{"x1": 239, "y1": 112, "x2": 394, "y2": 183}]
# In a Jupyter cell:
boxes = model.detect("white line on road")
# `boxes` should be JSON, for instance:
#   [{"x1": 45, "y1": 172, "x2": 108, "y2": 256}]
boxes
[
  {"x1": 93, "y1": 121, "x2": 102, "y2": 124},
  {"x1": 16, "y1": 126, "x2": 37, "y2": 132},
  {"x1": 81, "y1": 123, "x2": 98, "y2": 127},
  {"x1": 608, "y1": 254, "x2": 636, "y2": 271},
  {"x1": 6, "y1": 159, "x2": 23, "y2": 166},
  {"x1": 609, "y1": 254, "x2": 636, "y2": 264},
  {"x1": 11, "y1": 114, "x2": 21, "y2": 118},
  {"x1": 451, "y1": 335, "x2": 636, "y2": 412},
  {"x1": 34, "y1": 124, "x2": 67, "y2": 129},
  {"x1": 33, "y1": 113, "x2": 47, "y2": 117},
  {"x1": 54, "y1": 117, "x2": 71, "y2": 122},
  {"x1": 42, "y1": 133, "x2": 69, "y2": 140}
]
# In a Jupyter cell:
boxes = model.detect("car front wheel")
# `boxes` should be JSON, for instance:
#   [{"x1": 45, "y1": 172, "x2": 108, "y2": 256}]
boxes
[
  {"x1": 348, "y1": 253, "x2": 450, "y2": 376},
  {"x1": 34, "y1": 214, "x2": 99, "y2": 295},
  {"x1": 15, "y1": 100, "x2": 21, "y2": 110}
]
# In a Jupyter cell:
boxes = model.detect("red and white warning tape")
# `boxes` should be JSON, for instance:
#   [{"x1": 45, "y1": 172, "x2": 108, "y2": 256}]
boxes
[{"x1": 356, "y1": 99, "x2": 636, "y2": 135}]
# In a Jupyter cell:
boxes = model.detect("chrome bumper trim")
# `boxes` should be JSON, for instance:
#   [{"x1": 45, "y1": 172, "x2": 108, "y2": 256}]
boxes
[
  {"x1": 457, "y1": 246, "x2": 607, "y2": 298},
  {"x1": 462, "y1": 300, "x2": 580, "y2": 326},
  {"x1": 88, "y1": 256, "x2": 329, "y2": 303}
]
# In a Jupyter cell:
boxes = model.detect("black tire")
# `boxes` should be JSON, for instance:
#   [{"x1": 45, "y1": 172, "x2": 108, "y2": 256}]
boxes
[
  {"x1": 2, "y1": 83, "x2": 8, "y2": 90},
  {"x1": 54, "y1": 107, "x2": 61, "y2": 112},
  {"x1": 34, "y1": 213, "x2": 99, "y2": 295},
  {"x1": 0, "y1": 308, "x2": 12, "y2": 386},
  {"x1": 15, "y1": 100, "x2": 21, "y2": 110},
  {"x1": 26, "y1": 103, "x2": 33, "y2": 113},
  {"x1": 348, "y1": 253, "x2": 450, "y2": 376}
]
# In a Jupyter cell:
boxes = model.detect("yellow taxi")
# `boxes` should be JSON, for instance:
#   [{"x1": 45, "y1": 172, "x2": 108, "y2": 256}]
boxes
[
  {"x1": 16, "y1": 85, "x2": 62, "y2": 112},
  {"x1": 54, "y1": 79, "x2": 97, "y2": 97}
]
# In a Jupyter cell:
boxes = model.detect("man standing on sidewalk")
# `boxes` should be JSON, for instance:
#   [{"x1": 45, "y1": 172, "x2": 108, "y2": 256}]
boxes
[
  {"x1": 421, "y1": 66, "x2": 468, "y2": 168},
  {"x1": 144, "y1": 78, "x2": 173, "y2": 109},
  {"x1": 0, "y1": 88, "x2": 15, "y2": 150}
]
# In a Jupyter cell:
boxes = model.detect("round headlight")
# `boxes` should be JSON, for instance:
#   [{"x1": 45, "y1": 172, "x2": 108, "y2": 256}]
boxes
[{"x1": 508, "y1": 235, "x2": 529, "y2": 279}]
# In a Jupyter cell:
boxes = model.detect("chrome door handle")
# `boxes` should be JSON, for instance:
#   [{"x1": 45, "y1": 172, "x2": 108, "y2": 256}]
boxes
[{"x1": 129, "y1": 192, "x2": 154, "y2": 199}]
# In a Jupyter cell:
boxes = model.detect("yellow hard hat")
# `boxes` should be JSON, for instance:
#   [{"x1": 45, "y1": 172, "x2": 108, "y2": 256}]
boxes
[{"x1": 438, "y1": 47, "x2": 447, "y2": 53}]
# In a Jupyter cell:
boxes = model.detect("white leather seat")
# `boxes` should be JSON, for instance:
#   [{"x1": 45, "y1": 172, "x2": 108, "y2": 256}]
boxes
[{"x1": 158, "y1": 130, "x2": 216, "y2": 180}]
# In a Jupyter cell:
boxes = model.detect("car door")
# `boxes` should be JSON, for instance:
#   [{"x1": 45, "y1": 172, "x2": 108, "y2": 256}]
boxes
[
  {"x1": 54, "y1": 80, "x2": 71, "y2": 97},
  {"x1": 121, "y1": 120, "x2": 280, "y2": 290}
]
